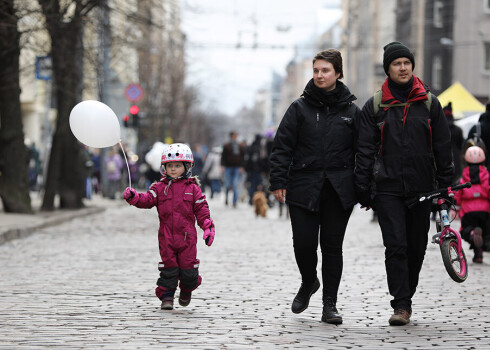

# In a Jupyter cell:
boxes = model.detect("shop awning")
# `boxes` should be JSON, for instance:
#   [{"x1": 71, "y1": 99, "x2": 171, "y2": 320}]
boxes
[{"x1": 437, "y1": 82, "x2": 485, "y2": 119}]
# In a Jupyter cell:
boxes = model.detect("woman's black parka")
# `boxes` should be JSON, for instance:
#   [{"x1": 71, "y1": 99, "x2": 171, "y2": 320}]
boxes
[{"x1": 269, "y1": 80, "x2": 360, "y2": 211}]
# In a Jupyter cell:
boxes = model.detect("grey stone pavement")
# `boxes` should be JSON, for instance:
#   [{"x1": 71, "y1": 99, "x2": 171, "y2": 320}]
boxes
[{"x1": 0, "y1": 191, "x2": 489, "y2": 349}]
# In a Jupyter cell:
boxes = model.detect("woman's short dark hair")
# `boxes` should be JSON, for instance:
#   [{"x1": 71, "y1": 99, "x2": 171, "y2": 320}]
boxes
[{"x1": 313, "y1": 49, "x2": 343, "y2": 79}]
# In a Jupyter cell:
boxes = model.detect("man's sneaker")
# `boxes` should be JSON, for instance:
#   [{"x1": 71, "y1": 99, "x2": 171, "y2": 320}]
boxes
[
  {"x1": 179, "y1": 291, "x2": 192, "y2": 307},
  {"x1": 291, "y1": 278, "x2": 320, "y2": 314},
  {"x1": 471, "y1": 227, "x2": 483, "y2": 248},
  {"x1": 473, "y1": 247, "x2": 483, "y2": 263},
  {"x1": 160, "y1": 296, "x2": 174, "y2": 310},
  {"x1": 321, "y1": 297, "x2": 343, "y2": 324},
  {"x1": 389, "y1": 309, "x2": 411, "y2": 326}
]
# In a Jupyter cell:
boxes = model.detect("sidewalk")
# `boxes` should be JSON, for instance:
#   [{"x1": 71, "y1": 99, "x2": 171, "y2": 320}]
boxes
[{"x1": 0, "y1": 192, "x2": 123, "y2": 245}]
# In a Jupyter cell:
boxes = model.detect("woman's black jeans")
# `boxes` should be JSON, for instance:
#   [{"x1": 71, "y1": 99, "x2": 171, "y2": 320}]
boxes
[{"x1": 289, "y1": 179, "x2": 353, "y2": 300}]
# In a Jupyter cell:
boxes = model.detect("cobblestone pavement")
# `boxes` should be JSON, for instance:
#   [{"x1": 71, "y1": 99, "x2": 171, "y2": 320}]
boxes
[{"x1": 0, "y1": 194, "x2": 489, "y2": 349}]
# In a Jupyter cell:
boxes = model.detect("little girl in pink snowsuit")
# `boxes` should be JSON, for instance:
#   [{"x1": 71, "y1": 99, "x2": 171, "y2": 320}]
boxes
[
  {"x1": 123, "y1": 143, "x2": 215, "y2": 310},
  {"x1": 453, "y1": 146, "x2": 490, "y2": 263}
]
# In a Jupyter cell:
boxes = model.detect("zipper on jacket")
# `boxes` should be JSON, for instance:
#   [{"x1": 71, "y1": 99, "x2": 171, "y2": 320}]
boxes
[
  {"x1": 380, "y1": 122, "x2": 385, "y2": 156},
  {"x1": 427, "y1": 119, "x2": 433, "y2": 153},
  {"x1": 184, "y1": 232, "x2": 187, "y2": 240}
]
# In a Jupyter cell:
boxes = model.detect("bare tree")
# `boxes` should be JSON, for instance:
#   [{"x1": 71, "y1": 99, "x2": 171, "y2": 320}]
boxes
[
  {"x1": 0, "y1": 0, "x2": 32, "y2": 213},
  {"x1": 135, "y1": 0, "x2": 187, "y2": 152},
  {"x1": 38, "y1": 0, "x2": 100, "y2": 210}
]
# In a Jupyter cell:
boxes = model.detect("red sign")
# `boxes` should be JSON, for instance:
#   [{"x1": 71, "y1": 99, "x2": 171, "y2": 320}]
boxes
[{"x1": 124, "y1": 83, "x2": 144, "y2": 102}]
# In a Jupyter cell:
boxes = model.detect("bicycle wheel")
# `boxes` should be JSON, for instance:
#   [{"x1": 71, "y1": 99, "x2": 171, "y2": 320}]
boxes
[{"x1": 440, "y1": 238, "x2": 468, "y2": 283}]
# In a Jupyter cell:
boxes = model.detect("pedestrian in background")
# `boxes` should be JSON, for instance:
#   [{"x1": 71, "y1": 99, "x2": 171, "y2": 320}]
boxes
[
  {"x1": 192, "y1": 143, "x2": 205, "y2": 191},
  {"x1": 91, "y1": 149, "x2": 101, "y2": 194},
  {"x1": 245, "y1": 134, "x2": 268, "y2": 205},
  {"x1": 81, "y1": 145, "x2": 94, "y2": 199},
  {"x1": 221, "y1": 131, "x2": 245, "y2": 208},
  {"x1": 467, "y1": 102, "x2": 490, "y2": 166},
  {"x1": 443, "y1": 102, "x2": 464, "y2": 183},
  {"x1": 202, "y1": 146, "x2": 223, "y2": 199},
  {"x1": 123, "y1": 143, "x2": 215, "y2": 310},
  {"x1": 453, "y1": 146, "x2": 490, "y2": 263},
  {"x1": 355, "y1": 42, "x2": 453, "y2": 326},
  {"x1": 26, "y1": 141, "x2": 41, "y2": 191},
  {"x1": 269, "y1": 49, "x2": 359, "y2": 324},
  {"x1": 104, "y1": 146, "x2": 124, "y2": 200}
]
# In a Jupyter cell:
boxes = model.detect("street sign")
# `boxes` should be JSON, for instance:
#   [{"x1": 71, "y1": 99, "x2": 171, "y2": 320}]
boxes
[
  {"x1": 35, "y1": 56, "x2": 52, "y2": 80},
  {"x1": 124, "y1": 83, "x2": 144, "y2": 102}
]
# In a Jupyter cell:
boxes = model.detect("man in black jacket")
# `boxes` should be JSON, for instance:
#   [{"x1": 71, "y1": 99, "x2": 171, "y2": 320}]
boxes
[{"x1": 355, "y1": 42, "x2": 453, "y2": 326}]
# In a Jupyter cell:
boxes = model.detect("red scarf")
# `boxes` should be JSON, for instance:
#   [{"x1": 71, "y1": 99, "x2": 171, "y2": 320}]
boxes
[{"x1": 381, "y1": 75, "x2": 429, "y2": 128}]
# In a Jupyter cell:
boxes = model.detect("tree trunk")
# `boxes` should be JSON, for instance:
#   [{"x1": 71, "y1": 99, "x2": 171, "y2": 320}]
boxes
[
  {"x1": 0, "y1": 0, "x2": 33, "y2": 213},
  {"x1": 39, "y1": 0, "x2": 91, "y2": 210}
]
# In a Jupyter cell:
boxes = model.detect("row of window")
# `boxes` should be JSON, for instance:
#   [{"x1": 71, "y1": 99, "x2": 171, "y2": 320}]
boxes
[
  {"x1": 432, "y1": 42, "x2": 490, "y2": 90},
  {"x1": 433, "y1": 0, "x2": 490, "y2": 28},
  {"x1": 431, "y1": 1, "x2": 490, "y2": 88}
]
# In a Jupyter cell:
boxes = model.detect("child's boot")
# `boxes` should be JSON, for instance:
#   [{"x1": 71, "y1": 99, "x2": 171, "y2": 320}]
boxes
[
  {"x1": 473, "y1": 248, "x2": 483, "y2": 263},
  {"x1": 179, "y1": 290, "x2": 192, "y2": 306},
  {"x1": 470, "y1": 227, "x2": 483, "y2": 263},
  {"x1": 161, "y1": 296, "x2": 174, "y2": 310},
  {"x1": 471, "y1": 227, "x2": 483, "y2": 249}
]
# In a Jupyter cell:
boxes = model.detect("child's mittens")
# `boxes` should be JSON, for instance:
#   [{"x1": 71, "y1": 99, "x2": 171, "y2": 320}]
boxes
[
  {"x1": 123, "y1": 187, "x2": 139, "y2": 205},
  {"x1": 202, "y1": 218, "x2": 215, "y2": 246}
]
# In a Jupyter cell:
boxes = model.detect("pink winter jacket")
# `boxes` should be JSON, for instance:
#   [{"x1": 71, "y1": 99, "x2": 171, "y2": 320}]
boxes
[
  {"x1": 132, "y1": 177, "x2": 211, "y2": 240},
  {"x1": 453, "y1": 165, "x2": 490, "y2": 219}
]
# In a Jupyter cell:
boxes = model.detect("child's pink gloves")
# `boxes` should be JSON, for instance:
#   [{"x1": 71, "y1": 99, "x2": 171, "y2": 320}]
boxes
[
  {"x1": 123, "y1": 187, "x2": 138, "y2": 205},
  {"x1": 202, "y1": 218, "x2": 215, "y2": 246}
]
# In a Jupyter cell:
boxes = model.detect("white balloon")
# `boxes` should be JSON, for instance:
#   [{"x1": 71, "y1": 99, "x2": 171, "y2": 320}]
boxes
[{"x1": 69, "y1": 100, "x2": 121, "y2": 148}]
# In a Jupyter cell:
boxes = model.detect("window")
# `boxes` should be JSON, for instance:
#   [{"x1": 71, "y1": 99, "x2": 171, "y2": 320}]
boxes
[
  {"x1": 484, "y1": 42, "x2": 490, "y2": 72},
  {"x1": 432, "y1": 56, "x2": 442, "y2": 90},
  {"x1": 433, "y1": 1, "x2": 444, "y2": 28}
]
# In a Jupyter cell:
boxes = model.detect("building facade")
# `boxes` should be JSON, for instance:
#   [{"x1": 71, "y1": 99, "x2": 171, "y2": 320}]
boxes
[{"x1": 452, "y1": 0, "x2": 490, "y2": 103}]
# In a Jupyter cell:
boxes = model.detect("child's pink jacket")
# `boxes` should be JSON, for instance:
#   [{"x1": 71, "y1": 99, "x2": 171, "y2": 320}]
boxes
[{"x1": 453, "y1": 165, "x2": 490, "y2": 219}]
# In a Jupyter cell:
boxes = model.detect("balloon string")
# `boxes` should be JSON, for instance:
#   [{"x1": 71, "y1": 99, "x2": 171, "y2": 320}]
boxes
[{"x1": 119, "y1": 140, "x2": 132, "y2": 189}]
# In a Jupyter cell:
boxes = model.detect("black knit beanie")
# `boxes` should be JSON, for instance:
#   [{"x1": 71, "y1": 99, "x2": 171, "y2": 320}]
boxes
[{"x1": 383, "y1": 41, "x2": 415, "y2": 75}]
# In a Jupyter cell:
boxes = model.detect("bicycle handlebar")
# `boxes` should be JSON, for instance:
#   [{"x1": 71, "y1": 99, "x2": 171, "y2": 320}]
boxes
[{"x1": 406, "y1": 182, "x2": 472, "y2": 208}]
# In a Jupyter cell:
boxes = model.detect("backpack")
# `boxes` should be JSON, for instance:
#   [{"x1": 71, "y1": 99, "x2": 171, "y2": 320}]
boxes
[{"x1": 373, "y1": 89, "x2": 432, "y2": 115}]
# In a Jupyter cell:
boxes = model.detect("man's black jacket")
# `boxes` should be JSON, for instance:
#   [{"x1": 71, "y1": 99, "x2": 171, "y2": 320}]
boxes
[{"x1": 355, "y1": 81, "x2": 454, "y2": 198}]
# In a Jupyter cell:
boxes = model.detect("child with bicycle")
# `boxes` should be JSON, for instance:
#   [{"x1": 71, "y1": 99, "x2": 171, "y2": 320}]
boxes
[
  {"x1": 123, "y1": 143, "x2": 216, "y2": 310},
  {"x1": 452, "y1": 146, "x2": 490, "y2": 263}
]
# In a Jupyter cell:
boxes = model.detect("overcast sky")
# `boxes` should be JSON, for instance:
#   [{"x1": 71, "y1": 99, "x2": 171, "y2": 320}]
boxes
[{"x1": 180, "y1": 0, "x2": 342, "y2": 115}]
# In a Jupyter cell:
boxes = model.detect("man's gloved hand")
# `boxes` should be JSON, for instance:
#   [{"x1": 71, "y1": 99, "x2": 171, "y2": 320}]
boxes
[
  {"x1": 442, "y1": 191, "x2": 454, "y2": 204},
  {"x1": 123, "y1": 187, "x2": 138, "y2": 205},
  {"x1": 202, "y1": 218, "x2": 215, "y2": 246},
  {"x1": 356, "y1": 189, "x2": 374, "y2": 209}
]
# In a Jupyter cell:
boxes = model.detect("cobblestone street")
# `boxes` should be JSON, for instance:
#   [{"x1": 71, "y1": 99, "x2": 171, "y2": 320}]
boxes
[{"x1": 0, "y1": 195, "x2": 489, "y2": 349}]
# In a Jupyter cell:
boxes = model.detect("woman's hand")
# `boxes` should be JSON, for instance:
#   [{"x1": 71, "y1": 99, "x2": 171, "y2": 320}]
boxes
[{"x1": 271, "y1": 188, "x2": 286, "y2": 203}]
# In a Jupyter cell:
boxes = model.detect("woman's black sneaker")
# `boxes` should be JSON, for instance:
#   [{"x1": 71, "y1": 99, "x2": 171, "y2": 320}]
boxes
[
  {"x1": 321, "y1": 297, "x2": 342, "y2": 324},
  {"x1": 291, "y1": 278, "x2": 320, "y2": 314}
]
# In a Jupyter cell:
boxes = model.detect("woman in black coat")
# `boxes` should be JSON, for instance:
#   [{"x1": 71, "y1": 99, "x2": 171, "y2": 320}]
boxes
[{"x1": 269, "y1": 49, "x2": 360, "y2": 324}]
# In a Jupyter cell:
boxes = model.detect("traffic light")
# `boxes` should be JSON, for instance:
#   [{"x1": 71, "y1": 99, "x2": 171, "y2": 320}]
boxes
[
  {"x1": 123, "y1": 114, "x2": 130, "y2": 128},
  {"x1": 129, "y1": 105, "x2": 139, "y2": 127}
]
